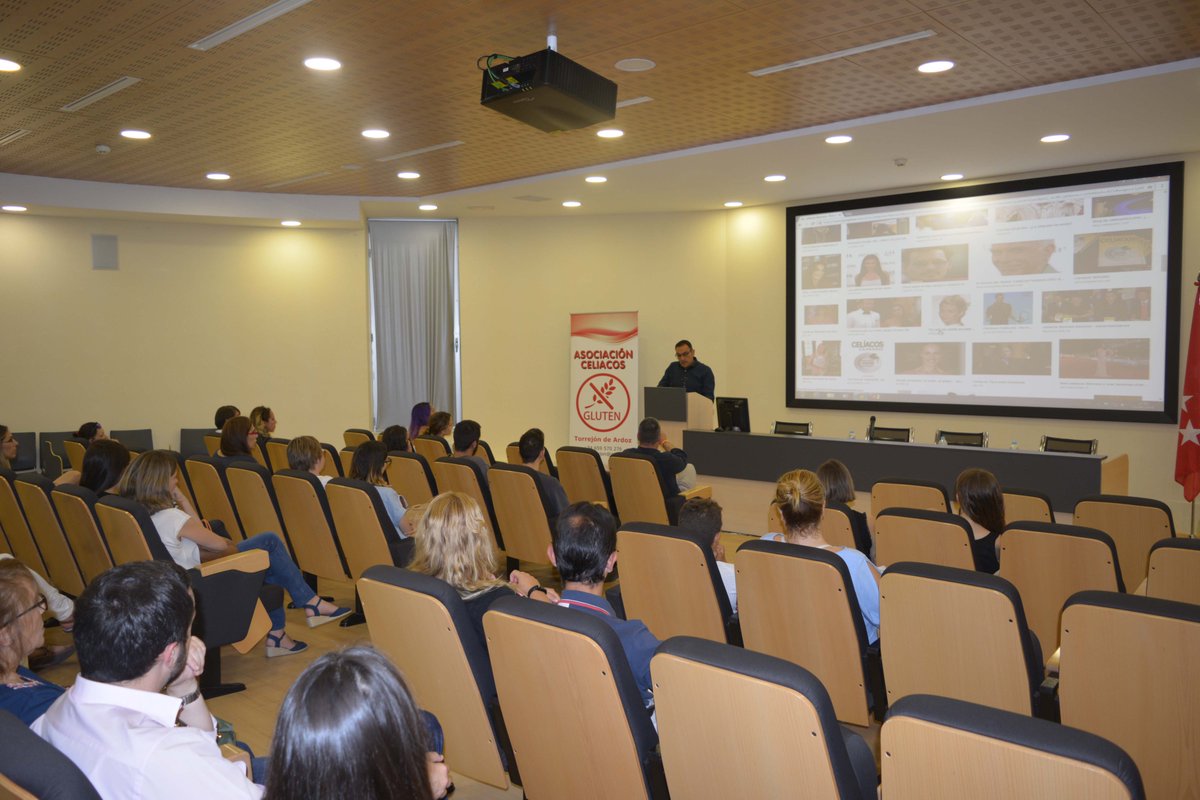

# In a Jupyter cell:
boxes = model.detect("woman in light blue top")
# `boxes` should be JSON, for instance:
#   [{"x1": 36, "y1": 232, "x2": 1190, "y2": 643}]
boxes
[
  {"x1": 762, "y1": 468, "x2": 881, "y2": 643},
  {"x1": 349, "y1": 441, "x2": 414, "y2": 538}
]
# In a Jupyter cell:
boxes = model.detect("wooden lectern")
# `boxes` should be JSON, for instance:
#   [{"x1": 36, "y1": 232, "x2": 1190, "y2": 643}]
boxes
[{"x1": 644, "y1": 387, "x2": 715, "y2": 445}]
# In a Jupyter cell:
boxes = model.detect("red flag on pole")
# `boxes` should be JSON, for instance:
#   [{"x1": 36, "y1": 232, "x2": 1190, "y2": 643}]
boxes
[{"x1": 1175, "y1": 274, "x2": 1200, "y2": 501}]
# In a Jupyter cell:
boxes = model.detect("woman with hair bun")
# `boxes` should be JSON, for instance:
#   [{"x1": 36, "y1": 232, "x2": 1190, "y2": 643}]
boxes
[
  {"x1": 954, "y1": 468, "x2": 1005, "y2": 574},
  {"x1": 74, "y1": 422, "x2": 108, "y2": 444},
  {"x1": 763, "y1": 468, "x2": 881, "y2": 643}
]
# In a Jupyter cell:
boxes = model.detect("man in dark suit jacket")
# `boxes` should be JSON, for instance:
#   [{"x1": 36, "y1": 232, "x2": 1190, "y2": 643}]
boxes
[
  {"x1": 621, "y1": 417, "x2": 690, "y2": 497},
  {"x1": 518, "y1": 427, "x2": 569, "y2": 521}
]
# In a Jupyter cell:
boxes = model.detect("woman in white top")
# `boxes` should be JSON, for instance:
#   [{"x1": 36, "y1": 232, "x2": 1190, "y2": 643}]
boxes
[
  {"x1": 762, "y1": 468, "x2": 881, "y2": 643},
  {"x1": 286, "y1": 436, "x2": 332, "y2": 486},
  {"x1": 115, "y1": 450, "x2": 351, "y2": 657}
]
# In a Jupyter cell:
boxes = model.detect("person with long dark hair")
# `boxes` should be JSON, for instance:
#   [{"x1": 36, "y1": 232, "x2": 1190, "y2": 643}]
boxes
[
  {"x1": 265, "y1": 646, "x2": 450, "y2": 800},
  {"x1": 216, "y1": 416, "x2": 259, "y2": 465},
  {"x1": 409, "y1": 403, "x2": 433, "y2": 438},
  {"x1": 79, "y1": 439, "x2": 131, "y2": 496},
  {"x1": 955, "y1": 468, "x2": 1006, "y2": 573}
]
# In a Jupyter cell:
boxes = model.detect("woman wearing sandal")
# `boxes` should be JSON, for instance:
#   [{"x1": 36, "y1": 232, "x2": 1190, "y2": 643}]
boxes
[{"x1": 116, "y1": 450, "x2": 351, "y2": 657}]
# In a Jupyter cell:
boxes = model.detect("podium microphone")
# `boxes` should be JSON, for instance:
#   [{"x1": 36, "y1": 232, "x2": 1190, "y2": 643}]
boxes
[{"x1": 867, "y1": 415, "x2": 876, "y2": 440}]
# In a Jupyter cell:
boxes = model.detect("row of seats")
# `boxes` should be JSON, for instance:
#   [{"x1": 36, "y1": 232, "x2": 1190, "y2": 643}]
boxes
[
  {"x1": 771, "y1": 421, "x2": 1099, "y2": 453},
  {"x1": 358, "y1": 559, "x2": 1182, "y2": 798}
]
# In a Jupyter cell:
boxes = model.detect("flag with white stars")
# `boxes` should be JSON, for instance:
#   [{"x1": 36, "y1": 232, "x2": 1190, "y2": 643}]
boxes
[{"x1": 1175, "y1": 276, "x2": 1200, "y2": 501}]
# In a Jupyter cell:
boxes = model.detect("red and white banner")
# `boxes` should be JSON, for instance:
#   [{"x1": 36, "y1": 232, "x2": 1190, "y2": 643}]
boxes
[
  {"x1": 1175, "y1": 276, "x2": 1200, "y2": 502},
  {"x1": 569, "y1": 311, "x2": 639, "y2": 460}
]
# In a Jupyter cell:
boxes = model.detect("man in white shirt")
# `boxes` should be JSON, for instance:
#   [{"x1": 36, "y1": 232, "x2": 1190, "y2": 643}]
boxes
[
  {"x1": 34, "y1": 560, "x2": 262, "y2": 800},
  {"x1": 845, "y1": 299, "x2": 881, "y2": 329},
  {"x1": 677, "y1": 497, "x2": 736, "y2": 612}
]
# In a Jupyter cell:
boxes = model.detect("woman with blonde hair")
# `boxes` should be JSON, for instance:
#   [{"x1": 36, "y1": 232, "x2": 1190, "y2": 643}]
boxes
[
  {"x1": 116, "y1": 450, "x2": 351, "y2": 657},
  {"x1": 0, "y1": 560, "x2": 65, "y2": 724},
  {"x1": 409, "y1": 492, "x2": 557, "y2": 651},
  {"x1": 763, "y1": 469, "x2": 881, "y2": 643}
]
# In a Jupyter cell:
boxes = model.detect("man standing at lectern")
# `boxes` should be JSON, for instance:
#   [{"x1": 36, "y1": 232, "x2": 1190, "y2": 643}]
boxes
[{"x1": 658, "y1": 340, "x2": 715, "y2": 400}]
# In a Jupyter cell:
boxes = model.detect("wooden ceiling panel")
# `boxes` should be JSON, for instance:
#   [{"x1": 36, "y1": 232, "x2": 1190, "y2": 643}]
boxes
[{"x1": 0, "y1": 0, "x2": 1196, "y2": 196}]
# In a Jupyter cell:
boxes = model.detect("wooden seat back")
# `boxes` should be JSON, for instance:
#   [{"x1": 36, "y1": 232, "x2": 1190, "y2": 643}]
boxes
[
  {"x1": 385, "y1": 452, "x2": 436, "y2": 506},
  {"x1": 184, "y1": 458, "x2": 244, "y2": 540},
  {"x1": 489, "y1": 465, "x2": 554, "y2": 565},
  {"x1": 870, "y1": 478, "x2": 948, "y2": 529},
  {"x1": 343, "y1": 428, "x2": 374, "y2": 449},
  {"x1": 555, "y1": 447, "x2": 614, "y2": 508},
  {"x1": 1003, "y1": 489, "x2": 1054, "y2": 524},
  {"x1": 1073, "y1": 495, "x2": 1174, "y2": 590},
  {"x1": 14, "y1": 476, "x2": 84, "y2": 595},
  {"x1": 431, "y1": 459, "x2": 503, "y2": 551},
  {"x1": 821, "y1": 504, "x2": 859, "y2": 550},
  {"x1": 609, "y1": 454, "x2": 669, "y2": 525},
  {"x1": 1146, "y1": 538, "x2": 1200, "y2": 605},
  {"x1": 62, "y1": 440, "x2": 86, "y2": 472},
  {"x1": 326, "y1": 480, "x2": 397, "y2": 579},
  {"x1": 264, "y1": 440, "x2": 290, "y2": 472},
  {"x1": 51, "y1": 486, "x2": 114, "y2": 584},
  {"x1": 0, "y1": 472, "x2": 47, "y2": 577},
  {"x1": 338, "y1": 449, "x2": 355, "y2": 477},
  {"x1": 413, "y1": 435, "x2": 451, "y2": 464},
  {"x1": 224, "y1": 463, "x2": 288, "y2": 543},
  {"x1": 93, "y1": 502, "x2": 157, "y2": 564},
  {"x1": 203, "y1": 434, "x2": 220, "y2": 456},
  {"x1": 271, "y1": 470, "x2": 350, "y2": 581},
  {"x1": 874, "y1": 509, "x2": 974, "y2": 570}
]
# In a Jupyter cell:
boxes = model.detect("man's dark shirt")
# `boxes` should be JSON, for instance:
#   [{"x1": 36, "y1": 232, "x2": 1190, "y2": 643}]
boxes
[
  {"x1": 621, "y1": 445, "x2": 688, "y2": 497},
  {"x1": 657, "y1": 359, "x2": 715, "y2": 400}
]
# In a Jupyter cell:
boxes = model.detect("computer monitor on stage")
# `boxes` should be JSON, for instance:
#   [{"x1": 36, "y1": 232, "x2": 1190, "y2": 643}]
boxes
[{"x1": 715, "y1": 397, "x2": 751, "y2": 432}]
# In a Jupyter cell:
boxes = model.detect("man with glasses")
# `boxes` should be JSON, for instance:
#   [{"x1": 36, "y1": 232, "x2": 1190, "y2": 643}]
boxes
[{"x1": 657, "y1": 340, "x2": 715, "y2": 400}]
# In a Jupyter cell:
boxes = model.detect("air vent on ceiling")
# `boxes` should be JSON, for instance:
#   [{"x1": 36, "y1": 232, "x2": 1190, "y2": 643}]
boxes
[
  {"x1": 60, "y1": 76, "x2": 141, "y2": 112},
  {"x1": 264, "y1": 171, "x2": 332, "y2": 189},
  {"x1": 375, "y1": 140, "x2": 464, "y2": 162},
  {"x1": 0, "y1": 129, "x2": 33, "y2": 146},
  {"x1": 749, "y1": 30, "x2": 935, "y2": 77},
  {"x1": 189, "y1": 0, "x2": 314, "y2": 51},
  {"x1": 514, "y1": 195, "x2": 551, "y2": 202}
]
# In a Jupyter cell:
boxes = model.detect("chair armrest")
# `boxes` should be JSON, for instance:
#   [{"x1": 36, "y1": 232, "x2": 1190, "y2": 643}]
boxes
[
  {"x1": 219, "y1": 743, "x2": 251, "y2": 777},
  {"x1": 724, "y1": 613, "x2": 742, "y2": 647},
  {"x1": 1034, "y1": 675, "x2": 1060, "y2": 722},
  {"x1": 682, "y1": 485, "x2": 712, "y2": 501},
  {"x1": 197, "y1": 549, "x2": 268, "y2": 577},
  {"x1": 865, "y1": 642, "x2": 888, "y2": 723},
  {"x1": 1045, "y1": 646, "x2": 1061, "y2": 677}
]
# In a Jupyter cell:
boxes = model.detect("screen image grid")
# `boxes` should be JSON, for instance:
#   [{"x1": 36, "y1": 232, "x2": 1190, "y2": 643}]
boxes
[{"x1": 793, "y1": 177, "x2": 1170, "y2": 414}]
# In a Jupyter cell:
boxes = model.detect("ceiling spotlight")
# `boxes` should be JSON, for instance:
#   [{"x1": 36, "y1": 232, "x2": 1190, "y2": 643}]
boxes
[
  {"x1": 362, "y1": 129, "x2": 390, "y2": 139},
  {"x1": 824, "y1": 135, "x2": 853, "y2": 144},
  {"x1": 418, "y1": 204, "x2": 438, "y2": 211},
  {"x1": 562, "y1": 201, "x2": 582, "y2": 208},
  {"x1": 304, "y1": 57, "x2": 341, "y2": 71},
  {"x1": 918, "y1": 60, "x2": 955, "y2": 73},
  {"x1": 585, "y1": 176, "x2": 607, "y2": 183},
  {"x1": 724, "y1": 201, "x2": 743, "y2": 208},
  {"x1": 120, "y1": 129, "x2": 151, "y2": 139},
  {"x1": 596, "y1": 128, "x2": 624, "y2": 139},
  {"x1": 940, "y1": 173, "x2": 964, "y2": 181},
  {"x1": 764, "y1": 175, "x2": 786, "y2": 182},
  {"x1": 396, "y1": 171, "x2": 420, "y2": 179},
  {"x1": 206, "y1": 172, "x2": 231, "y2": 181},
  {"x1": 1, "y1": 205, "x2": 27, "y2": 212},
  {"x1": 1040, "y1": 133, "x2": 1070, "y2": 143},
  {"x1": 280, "y1": 220, "x2": 302, "y2": 227},
  {"x1": 0, "y1": 59, "x2": 21, "y2": 72}
]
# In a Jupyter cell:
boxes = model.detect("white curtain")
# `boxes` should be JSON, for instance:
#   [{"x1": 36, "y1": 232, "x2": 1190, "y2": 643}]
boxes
[{"x1": 367, "y1": 220, "x2": 458, "y2": 430}]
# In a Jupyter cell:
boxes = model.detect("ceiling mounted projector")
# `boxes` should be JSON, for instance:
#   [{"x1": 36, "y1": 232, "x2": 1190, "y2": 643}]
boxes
[{"x1": 480, "y1": 49, "x2": 617, "y2": 133}]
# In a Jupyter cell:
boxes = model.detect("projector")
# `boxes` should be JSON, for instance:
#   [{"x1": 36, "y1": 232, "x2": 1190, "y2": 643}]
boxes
[{"x1": 480, "y1": 49, "x2": 617, "y2": 133}]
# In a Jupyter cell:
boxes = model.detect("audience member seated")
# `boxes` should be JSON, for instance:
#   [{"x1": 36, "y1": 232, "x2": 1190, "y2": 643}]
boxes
[
  {"x1": 215, "y1": 416, "x2": 260, "y2": 465},
  {"x1": 34, "y1": 560, "x2": 265, "y2": 798},
  {"x1": 677, "y1": 497, "x2": 736, "y2": 611},
  {"x1": 816, "y1": 459, "x2": 873, "y2": 557},
  {"x1": 518, "y1": 427, "x2": 568, "y2": 520},
  {"x1": 409, "y1": 492, "x2": 557, "y2": 654},
  {"x1": 74, "y1": 422, "x2": 109, "y2": 445},
  {"x1": 410, "y1": 402, "x2": 433, "y2": 438},
  {"x1": 249, "y1": 407, "x2": 276, "y2": 459},
  {"x1": 80, "y1": 439, "x2": 131, "y2": 496},
  {"x1": 955, "y1": 468, "x2": 1005, "y2": 574},
  {"x1": 426, "y1": 411, "x2": 452, "y2": 440},
  {"x1": 214, "y1": 405, "x2": 240, "y2": 432},
  {"x1": 286, "y1": 436, "x2": 330, "y2": 486},
  {"x1": 381, "y1": 424, "x2": 413, "y2": 453},
  {"x1": 621, "y1": 417, "x2": 697, "y2": 496},
  {"x1": 116, "y1": 450, "x2": 350, "y2": 657},
  {"x1": 264, "y1": 646, "x2": 450, "y2": 800},
  {"x1": 349, "y1": 441, "x2": 415, "y2": 538},
  {"x1": 550, "y1": 502, "x2": 660, "y2": 711},
  {"x1": 2, "y1": 424, "x2": 80, "y2": 485},
  {"x1": 0, "y1": 561, "x2": 65, "y2": 724},
  {"x1": 762, "y1": 469, "x2": 881, "y2": 644},
  {"x1": 451, "y1": 420, "x2": 488, "y2": 473}
]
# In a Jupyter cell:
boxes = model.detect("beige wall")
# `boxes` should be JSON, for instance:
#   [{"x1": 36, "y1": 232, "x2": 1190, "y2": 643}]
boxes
[{"x1": 1, "y1": 215, "x2": 370, "y2": 450}]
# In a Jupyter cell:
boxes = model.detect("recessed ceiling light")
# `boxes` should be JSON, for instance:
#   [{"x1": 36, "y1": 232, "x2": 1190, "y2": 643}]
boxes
[
  {"x1": 614, "y1": 58, "x2": 656, "y2": 72},
  {"x1": 304, "y1": 57, "x2": 341, "y2": 71},
  {"x1": 206, "y1": 172, "x2": 231, "y2": 181},
  {"x1": 940, "y1": 173, "x2": 964, "y2": 181},
  {"x1": 362, "y1": 129, "x2": 390, "y2": 139},
  {"x1": 396, "y1": 171, "x2": 420, "y2": 179},
  {"x1": 596, "y1": 128, "x2": 624, "y2": 139},
  {"x1": 0, "y1": 59, "x2": 22, "y2": 72},
  {"x1": 764, "y1": 175, "x2": 786, "y2": 182},
  {"x1": 562, "y1": 201, "x2": 582, "y2": 208},
  {"x1": 1040, "y1": 133, "x2": 1070, "y2": 143},
  {"x1": 918, "y1": 60, "x2": 955, "y2": 73},
  {"x1": 418, "y1": 204, "x2": 438, "y2": 211},
  {"x1": 2, "y1": 205, "x2": 27, "y2": 212},
  {"x1": 585, "y1": 176, "x2": 607, "y2": 184},
  {"x1": 120, "y1": 129, "x2": 151, "y2": 139},
  {"x1": 824, "y1": 135, "x2": 853, "y2": 144},
  {"x1": 281, "y1": 220, "x2": 302, "y2": 227},
  {"x1": 724, "y1": 201, "x2": 743, "y2": 208}
]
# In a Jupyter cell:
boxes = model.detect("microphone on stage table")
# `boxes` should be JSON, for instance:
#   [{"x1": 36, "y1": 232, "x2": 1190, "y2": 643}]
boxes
[{"x1": 867, "y1": 415, "x2": 876, "y2": 440}]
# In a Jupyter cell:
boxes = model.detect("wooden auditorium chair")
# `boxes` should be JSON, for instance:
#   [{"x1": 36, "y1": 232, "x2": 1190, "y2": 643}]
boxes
[
  {"x1": 0, "y1": 467, "x2": 48, "y2": 577},
  {"x1": 413, "y1": 434, "x2": 451, "y2": 463},
  {"x1": 431, "y1": 457, "x2": 509, "y2": 564},
  {"x1": 385, "y1": 451, "x2": 437, "y2": 505},
  {"x1": 203, "y1": 434, "x2": 220, "y2": 456},
  {"x1": 62, "y1": 439, "x2": 86, "y2": 472},
  {"x1": 489, "y1": 463, "x2": 558, "y2": 567},
  {"x1": 224, "y1": 461, "x2": 293, "y2": 546},
  {"x1": 505, "y1": 442, "x2": 551, "y2": 474},
  {"x1": 1073, "y1": 495, "x2": 1175, "y2": 591},
  {"x1": 263, "y1": 438, "x2": 291, "y2": 472},
  {"x1": 1145, "y1": 538, "x2": 1200, "y2": 605},
  {"x1": 342, "y1": 428, "x2": 374, "y2": 449},
  {"x1": 615, "y1": 522, "x2": 738, "y2": 644},
  {"x1": 184, "y1": 456, "x2": 245, "y2": 541},
  {"x1": 319, "y1": 442, "x2": 343, "y2": 477},
  {"x1": 608, "y1": 451, "x2": 710, "y2": 526},
  {"x1": 13, "y1": 474, "x2": 85, "y2": 596},
  {"x1": 737, "y1": 539, "x2": 885, "y2": 729},
  {"x1": 51, "y1": 485, "x2": 115, "y2": 585},
  {"x1": 110, "y1": 428, "x2": 153, "y2": 453},
  {"x1": 874, "y1": 508, "x2": 974, "y2": 570},
  {"x1": 869, "y1": 477, "x2": 949, "y2": 530},
  {"x1": 555, "y1": 446, "x2": 618, "y2": 511},
  {"x1": 325, "y1": 478, "x2": 415, "y2": 576},
  {"x1": 882, "y1": 695, "x2": 1144, "y2": 800},
  {"x1": 652, "y1": 637, "x2": 877, "y2": 800},
  {"x1": 483, "y1": 595, "x2": 667, "y2": 800},
  {"x1": 338, "y1": 448, "x2": 355, "y2": 477},
  {"x1": 1002, "y1": 488, "x2": 1054, "y2": 524}
]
